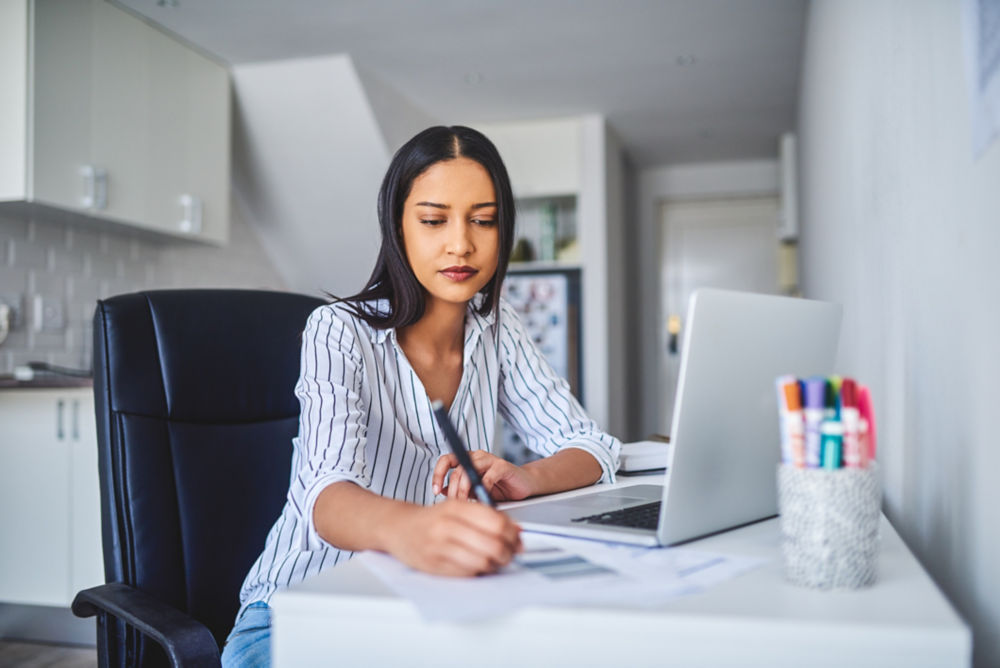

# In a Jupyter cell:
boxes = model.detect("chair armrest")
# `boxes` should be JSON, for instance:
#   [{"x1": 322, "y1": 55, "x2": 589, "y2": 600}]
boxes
[{"x1": 72, "y1": 583, "x2": 220, "y2": 668}]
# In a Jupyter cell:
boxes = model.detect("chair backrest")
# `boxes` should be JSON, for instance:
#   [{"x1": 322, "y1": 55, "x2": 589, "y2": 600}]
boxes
[{"x1": 92, "y1": 289, "x2": 325, "y2": 666}]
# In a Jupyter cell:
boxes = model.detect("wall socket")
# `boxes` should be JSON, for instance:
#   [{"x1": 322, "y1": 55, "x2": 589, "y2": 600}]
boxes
[
  {"x1": 0, "y1": 293, "x2": 25, "y2": 330},
  {"x1": 30, "y1": 294, "x2": 66, "y2": 332}
]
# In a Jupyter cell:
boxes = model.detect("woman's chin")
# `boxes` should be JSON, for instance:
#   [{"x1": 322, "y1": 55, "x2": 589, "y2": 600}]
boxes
[{"x1": 425, "y1": 287, "x2": 484, "y2": 308}]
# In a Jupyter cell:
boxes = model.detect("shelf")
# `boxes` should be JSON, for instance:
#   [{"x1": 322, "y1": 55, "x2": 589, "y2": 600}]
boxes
[
  {"x1": 511, "y1": 195, "x2": 577, "y2": 264},
  {"x1": 508, "y1": 261, "x2": 582, "y2": 272}
]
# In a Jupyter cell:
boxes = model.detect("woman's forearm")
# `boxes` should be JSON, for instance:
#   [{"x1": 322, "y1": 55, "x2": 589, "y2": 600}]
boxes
[
  {"x1": 312, "y1": 479, "x2": 523, "y2": 576},
  {"x1": 521, "y1": 447, "x2": 603, "y2": 497},
  {"x1": 312, "y1": 481, "x2": 415, "y2": 553}
]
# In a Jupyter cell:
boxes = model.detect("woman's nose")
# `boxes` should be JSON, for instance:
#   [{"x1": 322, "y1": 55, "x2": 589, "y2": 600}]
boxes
[{"x1": 446, "y1": 222, "x2": 473, "y2": 256}]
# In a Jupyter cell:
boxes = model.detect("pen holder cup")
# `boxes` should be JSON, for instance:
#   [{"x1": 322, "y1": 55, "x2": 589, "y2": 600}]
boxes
[{"x1": 777, "y1": 463, "x2": 881, "y2": 589}]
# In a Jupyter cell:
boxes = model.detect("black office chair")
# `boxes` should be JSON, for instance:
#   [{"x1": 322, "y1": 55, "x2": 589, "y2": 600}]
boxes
[{"x1": 72, "y1": 289, "x2": 325, "y2": 668}]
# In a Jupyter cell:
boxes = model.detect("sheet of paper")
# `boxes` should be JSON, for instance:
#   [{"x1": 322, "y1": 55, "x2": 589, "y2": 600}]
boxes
[{"x1": 357, "y1": 532, "x2": 766, "y2": 621}]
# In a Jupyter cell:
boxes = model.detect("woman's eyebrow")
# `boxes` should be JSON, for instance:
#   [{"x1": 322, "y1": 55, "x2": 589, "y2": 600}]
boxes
[{"x1": 414, "y1": 201, "x2": 497, "y2": 209}]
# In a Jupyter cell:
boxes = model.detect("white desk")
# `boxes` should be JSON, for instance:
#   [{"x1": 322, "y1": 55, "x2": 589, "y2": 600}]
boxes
[{"x1": 271, "y1": 482, "x2": 970, "y2": 667}]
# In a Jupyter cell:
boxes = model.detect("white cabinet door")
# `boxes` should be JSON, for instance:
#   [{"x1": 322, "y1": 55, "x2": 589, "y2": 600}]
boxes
[
  {"x1": 179, "y1": 47, "x2": 230, "y2": 244},
  {"x1": 90, "y1": 0, "x2": 149, "y2": 226},
  {"x1": 6, "y1": 0, "x2": 231, "y2": 243},
  {"x1": 145, "y1": 24, "x2": 230, "y2": 242},
  {"x1": 0, "y1": 390, "x2": 72, "y2": 606},
  {"x1": 69, "y1": 392, "x2": 103, "y2": 596},
  {"x1": 0, "y1": 388, "x2": 102, "y2": 606},
  {"x1": 31, "y1": 0, "x2": 93, "y2": 211}
]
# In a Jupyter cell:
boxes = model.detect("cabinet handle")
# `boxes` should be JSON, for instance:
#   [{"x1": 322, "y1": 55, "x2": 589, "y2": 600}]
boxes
[
  {"x1": 81, "y1": 165, "x2": 108, "y2": 210},
  {"x1": 179, "y1": 194, "x2": 203, "y2": 235},
  {"x1": 72, "y1": 399, "x2": 80, "y2": 441},
  {"x1": 56, "y1": 399, "x2": 65, "y2": 441}
]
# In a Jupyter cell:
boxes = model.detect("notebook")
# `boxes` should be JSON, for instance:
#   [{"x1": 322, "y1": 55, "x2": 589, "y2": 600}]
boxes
[
  {"x1": 618, "y1": 439, "x2": 672, "y2": 473},
  {"x1": 504, "y1": 288, "x2": 842, "y2": 546}
]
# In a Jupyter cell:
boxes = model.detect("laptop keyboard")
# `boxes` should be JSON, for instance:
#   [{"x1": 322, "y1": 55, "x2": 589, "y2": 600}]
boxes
[{"x1": 571, "y1": 500, "x2": 662, "y2": 530}]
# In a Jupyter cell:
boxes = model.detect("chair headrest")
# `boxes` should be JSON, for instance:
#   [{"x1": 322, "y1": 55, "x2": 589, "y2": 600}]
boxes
[{"x1": 96, "y1": 289, "x2": 325, "y2": 423}]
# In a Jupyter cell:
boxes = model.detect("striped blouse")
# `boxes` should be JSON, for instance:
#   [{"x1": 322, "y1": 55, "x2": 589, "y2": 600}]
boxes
[{"x1": 237, "y1": 298, "x2": 621, "y2": 614}]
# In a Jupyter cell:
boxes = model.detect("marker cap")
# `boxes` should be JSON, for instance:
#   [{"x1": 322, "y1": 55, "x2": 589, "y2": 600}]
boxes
[
  {"x1": 804, "y1": 377, "x2": 826, "y2": 409},
  {"x1": 841, "y1": 378, "x2": 858, "y2": 409},
  {"x1": 782, "y1": 381, "x2": 802, "y2": 411}
]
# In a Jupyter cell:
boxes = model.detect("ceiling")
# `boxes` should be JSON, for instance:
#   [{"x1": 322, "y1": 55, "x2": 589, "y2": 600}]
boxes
[{"x1": 114, "y1": 0, "x2": 809, "y2": 167}]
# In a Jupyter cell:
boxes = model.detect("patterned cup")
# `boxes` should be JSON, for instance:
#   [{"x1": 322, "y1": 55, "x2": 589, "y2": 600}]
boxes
[{"x1": 777, "y1": 463, "x2": 881, "y2": 589}]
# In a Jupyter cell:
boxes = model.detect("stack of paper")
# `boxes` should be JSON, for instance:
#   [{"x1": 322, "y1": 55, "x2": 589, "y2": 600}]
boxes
[
  {"x1": 619, "y1": 440, "x2": 672, "y2": 472},
  {"x1": 358, "y1": 532, "x2": 765, "y2": 621}
]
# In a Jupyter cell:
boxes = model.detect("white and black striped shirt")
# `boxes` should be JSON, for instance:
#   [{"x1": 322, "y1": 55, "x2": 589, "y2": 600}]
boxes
[{"x1": 237, "y1": 298, "x2": 620, "y2": 614}]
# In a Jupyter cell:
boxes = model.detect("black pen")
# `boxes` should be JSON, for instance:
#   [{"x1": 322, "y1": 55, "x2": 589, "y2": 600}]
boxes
[{"x1": 430, "y1": 399, "x2": 495, "y2": 507}]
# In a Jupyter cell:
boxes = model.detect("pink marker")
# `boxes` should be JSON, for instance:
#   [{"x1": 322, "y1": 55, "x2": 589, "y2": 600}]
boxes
[{"x1": 857, "y1": 385, "x2": 877, "y2": 462}]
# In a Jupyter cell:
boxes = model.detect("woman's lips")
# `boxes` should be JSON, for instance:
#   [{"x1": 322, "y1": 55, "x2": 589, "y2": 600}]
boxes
[{"x1": 440, "y1": 266, "x2": 479, "y2": 282}]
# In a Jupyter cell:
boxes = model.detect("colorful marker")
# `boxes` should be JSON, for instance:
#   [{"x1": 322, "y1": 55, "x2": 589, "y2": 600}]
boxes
[
  {"x1": 776, "y1": 376, "x2": 796, "y2": 464},
  {"x1": 803, "y1": 377, "x2": 826, "y2": 468},
  {"x1": 823, "y1": 378, "x2": 838, "y2": 421},
  {"x1": 820, "y1": 420, "x2": 843, "y2": 469},
  {"x1": 857, "y1": 384, "x2": 877, "y2": 462},
  {"x1": 828, "y1": 375, "x2": 843, "y2": 419},
  {"x1": 840, "y1": 378, "x2": 864, "y2": 468},
  {"x1": 781, "y1": 380, "x2": 806, "y2": 468}
]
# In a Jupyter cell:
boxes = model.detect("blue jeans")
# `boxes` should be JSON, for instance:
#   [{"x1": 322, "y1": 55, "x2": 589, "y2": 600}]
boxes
[{"x1": 221, "y1": 601, "x2": 271, "y2": 668}]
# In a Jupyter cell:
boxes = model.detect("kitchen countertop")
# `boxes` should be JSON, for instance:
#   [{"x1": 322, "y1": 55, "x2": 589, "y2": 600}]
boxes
[{"x1": 0, "y1": 376, "x2": 93, "y2": 390}]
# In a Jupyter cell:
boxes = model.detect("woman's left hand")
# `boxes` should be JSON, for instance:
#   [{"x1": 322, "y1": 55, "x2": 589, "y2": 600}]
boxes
[{"x1": 432, "y1": 451, "x2": 538, "y2": 502}]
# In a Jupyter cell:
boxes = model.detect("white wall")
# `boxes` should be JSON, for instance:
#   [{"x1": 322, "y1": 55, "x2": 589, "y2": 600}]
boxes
[
  {"x1": 603, "y1": 124, "x2": 628, "y2": 438},
  {"x1": 354, "y1": 64, "x2": 438, "y2": 154},
  {"x1": 633, "y1": 159, "x2": 780, "y2": 439},
  {"x1": 799, "y1": 2, "x2": 1000, "y2": 665},
  {"x1": 475, "y1": 118, "x2": 582, "y2": 197},
  {"x1": 578, "y1": 116, "x2": 611, "y2": 433},
  {"x1": 473, "y1": 116, "x2": 627, "y2": 436},
  {"x1": 231, "y1": 55, "x2": 388, "y2": 297}
]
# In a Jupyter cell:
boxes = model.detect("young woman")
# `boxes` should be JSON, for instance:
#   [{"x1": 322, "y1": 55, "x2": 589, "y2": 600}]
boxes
[{"x1": 222, "y1": 126, "x2": 620, "y2": 666}]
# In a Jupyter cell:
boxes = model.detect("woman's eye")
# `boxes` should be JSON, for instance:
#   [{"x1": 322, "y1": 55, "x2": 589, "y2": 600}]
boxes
[
  {"x1": 472, "y1": 218, "x2": 496, "y2": 227},
  {"x1": 420, "y1": 219, "x2": 446, "y2": 226}
]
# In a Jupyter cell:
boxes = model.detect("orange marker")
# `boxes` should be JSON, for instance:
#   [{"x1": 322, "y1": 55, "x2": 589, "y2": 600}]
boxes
[{"x1": 782, "y1": 380, "x2": 806, "y2": 468}]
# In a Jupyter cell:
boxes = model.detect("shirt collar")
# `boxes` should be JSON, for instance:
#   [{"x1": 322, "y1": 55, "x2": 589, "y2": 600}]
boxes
[{"x1": 369, "y1": 295, "x2": 497, "y2": 346}]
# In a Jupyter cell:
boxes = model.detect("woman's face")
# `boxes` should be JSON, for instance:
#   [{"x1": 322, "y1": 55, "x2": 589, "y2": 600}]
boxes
[{"x1": 400, "y1": 157, "x2": 499, "y2": 310}]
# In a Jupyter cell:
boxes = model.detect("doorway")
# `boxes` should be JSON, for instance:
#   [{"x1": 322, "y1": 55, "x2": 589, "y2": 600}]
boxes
[{"x1": 658, "y1": 195, "x2": 788, "y2": 433}]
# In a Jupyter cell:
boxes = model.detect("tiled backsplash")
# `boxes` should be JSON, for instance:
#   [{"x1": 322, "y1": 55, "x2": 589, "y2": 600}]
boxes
[{"x1": 0, "y1": 207, "x2": 287, "y2": 374}]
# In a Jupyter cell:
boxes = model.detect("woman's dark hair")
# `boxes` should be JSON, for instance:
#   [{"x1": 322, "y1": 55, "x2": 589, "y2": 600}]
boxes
[{"x1": 336, "y1": 125, "x2": 515, "y2": 329}]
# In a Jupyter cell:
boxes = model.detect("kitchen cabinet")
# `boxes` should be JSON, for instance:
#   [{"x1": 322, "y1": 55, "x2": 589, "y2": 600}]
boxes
[
  {"x1": 0, "y1": 388, "x2": 103, "y2": 607},
  {"x1": 0, "y1": 0, "x2": 230, "y2": 243}
]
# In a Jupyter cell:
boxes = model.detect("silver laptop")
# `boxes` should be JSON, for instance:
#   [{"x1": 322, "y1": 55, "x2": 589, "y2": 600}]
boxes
[{"x1": 505, "y1": 288, "x2": 842, "y2": 546}]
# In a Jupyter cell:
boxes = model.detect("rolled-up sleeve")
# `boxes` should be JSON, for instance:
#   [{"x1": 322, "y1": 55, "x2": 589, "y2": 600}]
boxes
[
  {"x1": 496, "y1": 301, "x2": 620, "y2": 483},
  {"x1": 287, "y1": 305, "x2": 370, "y2": 551}
]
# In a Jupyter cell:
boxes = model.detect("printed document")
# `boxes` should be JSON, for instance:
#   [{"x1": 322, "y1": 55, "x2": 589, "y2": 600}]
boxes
[{"x1": 358, "y1": 532, "x2": 766, "y2": 621}]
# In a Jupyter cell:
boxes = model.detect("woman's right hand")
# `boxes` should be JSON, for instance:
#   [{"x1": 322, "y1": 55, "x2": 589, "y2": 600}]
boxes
[{"x1": 385, "y1": 499, "x2": 522, "y2": 576}]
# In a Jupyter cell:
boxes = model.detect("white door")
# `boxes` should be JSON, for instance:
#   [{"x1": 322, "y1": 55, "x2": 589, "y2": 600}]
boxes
[{"x1": 659, "y1": 196, "x2": 784, "y2": 433}]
